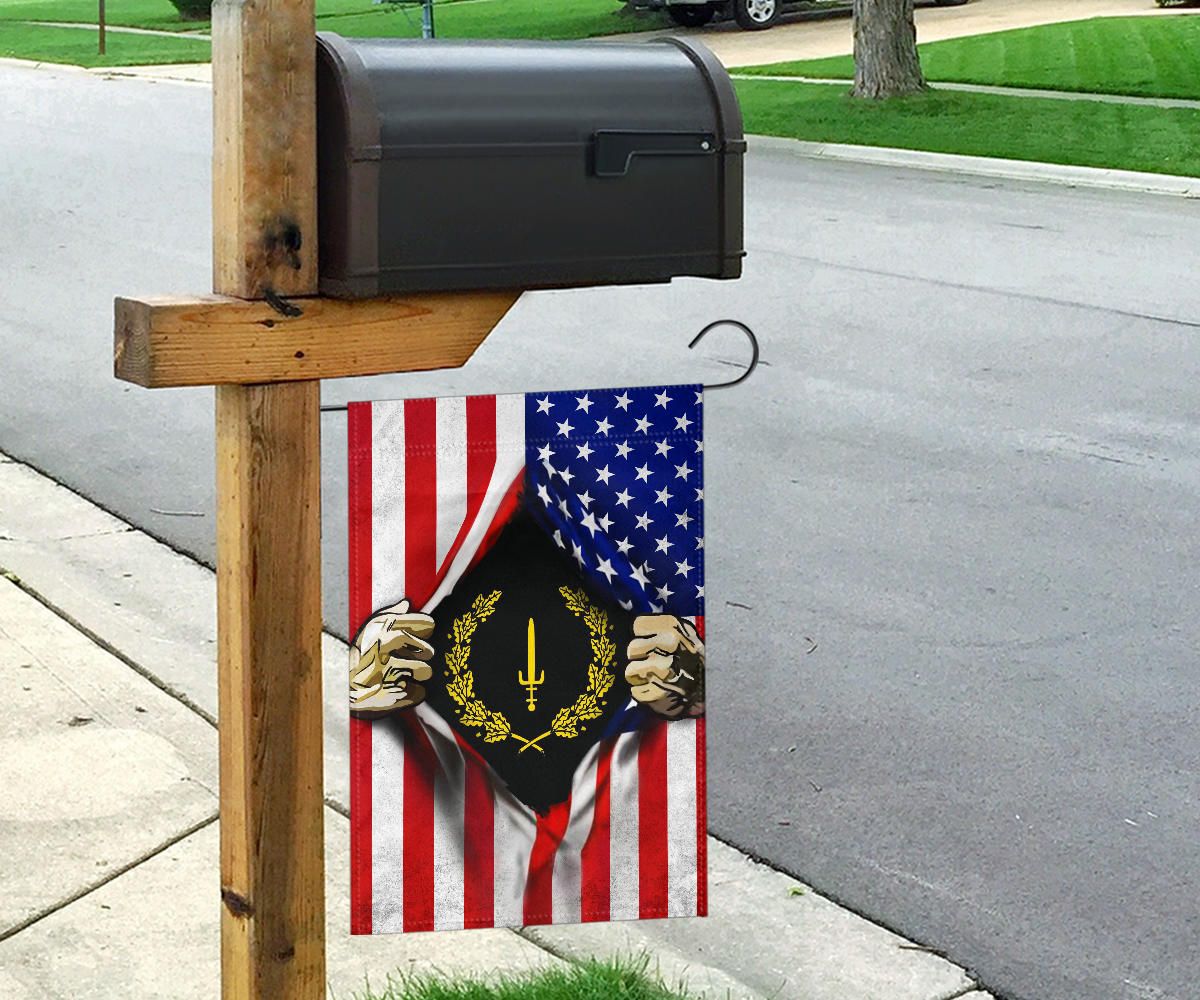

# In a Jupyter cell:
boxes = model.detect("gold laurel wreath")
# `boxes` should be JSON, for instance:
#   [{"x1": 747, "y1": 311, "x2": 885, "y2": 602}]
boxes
[{"x1": 442, "y1": 586, "x2": 616, "y2": 755}]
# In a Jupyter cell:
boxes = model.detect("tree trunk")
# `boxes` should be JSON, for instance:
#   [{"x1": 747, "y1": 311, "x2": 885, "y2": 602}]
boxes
[{"x1": 852, "y1": 0, "x2": 926, "y2": 99}]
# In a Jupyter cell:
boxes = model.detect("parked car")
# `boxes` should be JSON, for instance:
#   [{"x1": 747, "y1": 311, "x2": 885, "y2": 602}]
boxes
[{"x1": 629, "y1": 0, "x2": 966, "y2": 33}]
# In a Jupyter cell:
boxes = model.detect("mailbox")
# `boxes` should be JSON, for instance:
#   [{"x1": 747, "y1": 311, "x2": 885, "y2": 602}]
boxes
[{"x1": 315, "y1": 33, "x2": 745, "y2": 298}]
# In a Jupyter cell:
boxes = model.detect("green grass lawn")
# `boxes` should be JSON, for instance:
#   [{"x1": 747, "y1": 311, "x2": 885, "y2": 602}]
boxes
[
  {"x1": 319, "y1": 0, "x2": 666, "y2": 42},
  {"x1": 0, "y1": 0, "x2": 666, "y2": 63},
  {"x1": 0, "y1": 0, "x2": 203, "y2": 31},
  {"x1": 351, "y1": 959, "x2": 697, "y2": 1000},
  {"x1": 740, "y1": 15, "x2": 1200, "y2": 100},
  {"x1": 0, "y1": 20, "x2": 209, "y2": 64},
  {"x1": 735, "y1": 79, "x2": 1200, "y2": 176}
]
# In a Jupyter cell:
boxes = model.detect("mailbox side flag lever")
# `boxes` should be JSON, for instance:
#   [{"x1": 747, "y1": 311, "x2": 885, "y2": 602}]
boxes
[{"x1": 592, "y1": 130, "x2": 718, "y2": 178}]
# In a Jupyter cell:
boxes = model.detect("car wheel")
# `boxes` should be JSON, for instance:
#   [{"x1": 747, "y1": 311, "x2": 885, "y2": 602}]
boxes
[
  {"x1": 668, "y1": 3, "x2": 717, "y2": 26},
  {"x1": 733, "y1": 0, "x2": 780, "y2": 30}
]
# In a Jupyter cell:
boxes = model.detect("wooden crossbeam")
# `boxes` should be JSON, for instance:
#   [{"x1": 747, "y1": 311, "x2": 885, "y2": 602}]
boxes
[{"x1": 114, "y1": 291, "x2": 519, "y2": 387}]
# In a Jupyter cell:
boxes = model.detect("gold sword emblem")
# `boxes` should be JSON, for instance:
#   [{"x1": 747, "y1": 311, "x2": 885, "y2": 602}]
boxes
[{"x1": 518, "y1": 617, "x2": 544, "y2": 711}]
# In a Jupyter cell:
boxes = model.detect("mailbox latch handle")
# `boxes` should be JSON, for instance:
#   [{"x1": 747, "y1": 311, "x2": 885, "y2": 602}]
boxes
[{"x1": 592, "y1": 130, "x2": 718, "y2": 178}]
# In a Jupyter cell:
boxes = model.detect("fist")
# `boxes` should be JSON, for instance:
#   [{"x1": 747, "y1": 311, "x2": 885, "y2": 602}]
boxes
[
  {"x1": 625, "y1": 616, "x2": 705, "y2": 720},
  {"x1": 350, "y1": 599, "x2": 436, "y2": 717}
]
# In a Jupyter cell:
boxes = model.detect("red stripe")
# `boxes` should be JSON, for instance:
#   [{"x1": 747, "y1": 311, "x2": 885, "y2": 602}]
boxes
[
  {"x1": 348, "y1": 401, "x2": 374, "y2": 935},
  {"x1": 523, "y1": 797, "x2": 572, "y2": 925},
  {"x1": 638, "y1": 721, "x2": 670, "y2": 918},
  {"x1": 402, "y1": 397, "x2": 438, "y2": 931},
  {"x1": 460, "y1": 733, "x2": 496, "y2": 928},
  {"x1": 401, "y1": 716, "x2": 438, "y2": 932},
  {"x1": 580, "y1": 739, "x2": 613, "y2": 922},
  {"x1": 695, "y1": 615, "x2": 707, "y2": 916}
]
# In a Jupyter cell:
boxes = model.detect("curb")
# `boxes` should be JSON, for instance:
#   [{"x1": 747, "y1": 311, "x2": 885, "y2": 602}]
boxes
[
  {"x1": 748, "y1": 134, "x2": 1200, "y2": 198},
  {"x1": 0, "y1": 450, "x2": 990, "y2": 1000}
]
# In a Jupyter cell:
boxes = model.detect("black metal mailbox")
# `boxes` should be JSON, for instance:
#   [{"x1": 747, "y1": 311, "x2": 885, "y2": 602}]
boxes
[{"x1": 315, "y1": 33, "x2": 745, "y2": 298}]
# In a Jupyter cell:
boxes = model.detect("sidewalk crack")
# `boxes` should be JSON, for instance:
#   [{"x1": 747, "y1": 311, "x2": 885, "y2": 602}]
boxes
[{"x1": 0, "y1": 811, "x2": 218, "y2": 945}]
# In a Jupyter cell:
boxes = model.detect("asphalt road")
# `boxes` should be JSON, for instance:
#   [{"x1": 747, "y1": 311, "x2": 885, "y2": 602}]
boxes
[{"x1": 4, "y1": 63, "x2": 1200, "y2": 1000}]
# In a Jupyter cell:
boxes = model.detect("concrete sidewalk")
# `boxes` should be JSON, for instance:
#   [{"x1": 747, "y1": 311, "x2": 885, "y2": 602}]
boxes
[{"x1": 0, "y1": 449, "x2": 992, "y2": 999}]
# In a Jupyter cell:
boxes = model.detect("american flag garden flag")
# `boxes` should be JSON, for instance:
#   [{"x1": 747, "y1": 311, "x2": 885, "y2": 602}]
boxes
[{"x1": 348, "y1": 384, "x2": 707, "y2": 933}]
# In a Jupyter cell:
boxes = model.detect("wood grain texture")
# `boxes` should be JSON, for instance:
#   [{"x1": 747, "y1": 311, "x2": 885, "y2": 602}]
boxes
[
  {"x1": 216, "y1": 381, "x2": 325, "y2": 1000},
  {"x1": 114, "y1": 291, "x2": 519, "y2": 387},
  {"x1": 212, "y1": 0, "x2": 318, "y2": 299}
]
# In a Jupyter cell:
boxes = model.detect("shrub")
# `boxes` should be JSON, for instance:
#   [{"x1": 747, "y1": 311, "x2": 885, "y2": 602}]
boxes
[{"x1": 169, "y1": 0, "x2": 211, "y2": 20}]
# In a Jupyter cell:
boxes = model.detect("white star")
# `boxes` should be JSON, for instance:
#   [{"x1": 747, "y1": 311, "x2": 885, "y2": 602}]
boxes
[
  {"x1": 654, "y1": 390, "x2": 672, "y2": 409},
  {"x1": 558, "y1": 498, "x2": 571, "y2": 518},
  {"x1": 695, "y1": 390, "x2": 703, "y2": 404},
  {"x1": 655, "y1": 439, "x2": 673, "y2": 457},
  {"x1": 615, "y1": 536, "x2": 633, "y2": 555},
  {"x1": 559, "y1": 466, "x2": 575, "y2": 485},
  {"x1": 619, "y1": 598, "x2": 634, "y2": 611},
  {"x1": 650, "y1": 602, "x2": 664, "y2": 614},
  {"x1": 595, "y1": 465, "x2": 614, "y2": 486},
  {"x1": 656, "y1": 582, "x2": 674, "y2": 602},
  {"x1": 536, "y1": 483, "x2": 551, "y2": 506},
  {"x1": 675, "y1": 413, "x2": 693, "y2": 432},
  {"x1": 580, "y1": 510, "x2": 599, "y2": 537},
  {"x1": 536, "y1": 396, "x2": 554, "y2": 414},
  {"x1": 576, "y1": 393, "x2": 593, "y2": 413},
  {"x1": 579, "y1": 490, "x2": 593, "y2": 508},
  {"x1": 556, "y1": 418, "x2": 574, "y2": 437},
  {"x1": 674, "y1": 461, "x2": 692, "y2": 480},
  {"x1": 597, "y1": 512, "x2": 613, "y2": 532},
  {"x1": 576, "y1": 440, "x2": 594, "y2": 461},
  {"x1": 639, "y1": 561, "x2": 654, "y2": 578},
  {"x1": 615, "y1": 440, "x2": 633, "y2": 459},
  {"x1": 696, "y1": 584, "x2": 705, "y2": 599},
  {"x1": 634, "y1": 463, "x2": 652, "y2": 482},
  {"x1": 696, "y1": 536, "x2": 705, "y2": 550},
  {"x1": 676, "y1": 510, "x2": 693, "y2": 529},
  {"x1": 595, "y1": 416, "x2": 613, "y2": 436},
  {"x1": 634, "y1": 415, "x2": 652, "y2": 434},
  {"x1": 537, "y1": 443, "x2": 554, "y2": 463},
  {"x1": 675, "y1": 558, "x2": 693, "y2": 578},
  {"x1": 695, "y1": 439, "x2": 704, "y2": 453},
  {"x1": 614, "y1": 488, "x2": 633, "y2": 507},
  {"x1": 553, "y1": 529, "x2": 565, "y2": 549},
  {"x1": 635, "y1": 512, "x2": 652, "y2": 531},
  {"x1": 630, "y1": 563, "x2": 649, "y2": 589},
  {"x1": 571, "y1": 541, "x2": 584, "y2": 567},
  {"x1": 694, "y1": 488, "x2": 704, "y2": 501},
  {"x1": 655, "y1": 486, "x2": 673, "y2": 506},
  {"x1": 614, "y1": 392, "x2": 632, "y2": 411},
  {"x1": 655, "y1": 534, "x2": 674, "y2": 554},
  {"x1": 597, "y1": 557, "x2": 617, "y2": 583}
]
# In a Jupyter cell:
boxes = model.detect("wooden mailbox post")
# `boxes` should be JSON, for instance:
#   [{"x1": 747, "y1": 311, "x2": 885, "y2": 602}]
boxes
[{"x1": 113, "y1": 0, "x2": 517, "y2": 994}]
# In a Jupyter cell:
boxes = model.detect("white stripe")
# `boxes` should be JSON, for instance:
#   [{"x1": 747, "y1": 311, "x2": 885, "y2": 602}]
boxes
[
  {"x1": 370, "y1": 400, "x2": 406, "y2": 609},
  {"x1": 421, "y1": 393, "x2": 526, "y2": 612},
  {"x1": 494, "y1": 786, "x2": 538, "y2": 929},
  {"x1": 665, "y1": 718, "x2": 699, "y2": 917},
  {"x1": 370, "y1": 399, "x2": 408, "y2": 934},
  {"x1": 551, "y1": 740, "x2": 603, "y2": 925},
  {"x1": 371, "y1": 715, "x2": 405, "y2": 933},
  {"x1": 434, "y1": 397, "x2": 467, "y2": 573},
  {"x1": 607, "y1": 719, "x2": 642, "y2": 921}
]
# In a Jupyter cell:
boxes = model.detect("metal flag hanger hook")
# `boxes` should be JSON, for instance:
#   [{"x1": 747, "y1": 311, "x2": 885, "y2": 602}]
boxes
[{"x1": 690, "y1": 319, "x2": 760, "y2": 391}]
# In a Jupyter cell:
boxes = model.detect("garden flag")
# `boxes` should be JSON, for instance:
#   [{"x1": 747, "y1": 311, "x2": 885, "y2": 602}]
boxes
[{"x1": 348, "y1": 384, "x2": 707, "y2": 933}]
